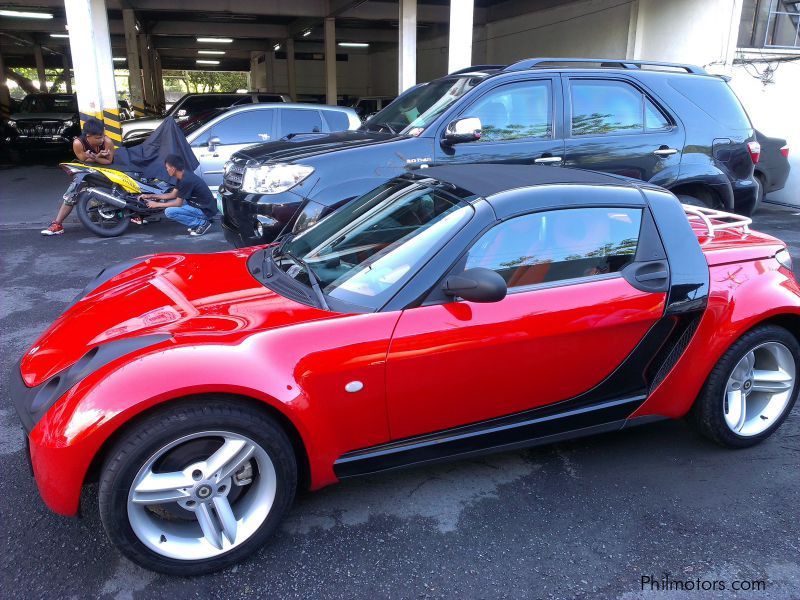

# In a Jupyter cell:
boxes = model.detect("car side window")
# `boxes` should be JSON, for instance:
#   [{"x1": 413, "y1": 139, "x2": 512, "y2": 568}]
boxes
[
  {"x1": 463, "y1": 80, "x2": 552, "y2": 143},
  {"x1": 279, "y1": 109, "x2": 323, "y2": 138},
  {"x1": 571, "y1": 80, "x2": 651, "y2": 136},
  {"x1": 464, "y1": 207, "x2": 642, "y2": 289},
  {"x1": 207, "y1": 110, "x2": 274, "y2": 144},
  {"x1": 645, "y1": 97, "x2": 670, "y2": 130},
  {"x1": 322, "y1": 110, "x2": 350, "y2": 131}
]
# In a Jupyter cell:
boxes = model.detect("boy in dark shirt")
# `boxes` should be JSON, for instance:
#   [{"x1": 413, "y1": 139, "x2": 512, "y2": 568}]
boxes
[{"x1": 139, "y1": 153, "x2": 217, "y2": 236}]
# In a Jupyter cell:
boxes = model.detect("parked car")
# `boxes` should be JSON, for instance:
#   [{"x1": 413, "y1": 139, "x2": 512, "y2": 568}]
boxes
[
  {"x1": 118, "y1": 99, "x2": 134, "y2": 121},
  {"x1": 6, "y1": 93, "x2": 80, "y2": 154},
  {"x1": 121, "y1": 92, "x2": 291, "y2": 140},
  {"x1": 124, "y1": 103, "x2": 361, "y2": 189},
  {"x1": 753, "y1": 129, "x2": 790, "y2": 207},
  {"x1": 221, "y1": 58, "x2": 762, "y2": 248},
  {"x1": 352, "y1": 95, "x2": 396, "y2": 121},
  {"x1": 12, "y1": 164, "x2": 800, "y2": 574}
]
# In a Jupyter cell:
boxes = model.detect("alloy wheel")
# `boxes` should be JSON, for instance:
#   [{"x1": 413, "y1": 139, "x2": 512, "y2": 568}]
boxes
[
  {"x1": 723, "y1": 341, "x2": 796, "y2": 437},
  {"x1": 126, "y1": 430, "x2": 277, "y2": 561}
]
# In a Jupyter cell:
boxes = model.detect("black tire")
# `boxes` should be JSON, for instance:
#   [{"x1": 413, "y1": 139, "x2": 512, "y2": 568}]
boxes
[
  {"x1": 98, "y1": 399, "x2": 297, "y2": 575},
  {"x1": 676, "y1": 193, "x2": 722, "y2": 211},
  {"x1": 688, "y1": 325, "x2": 800, "y2": 448},
  {"x1": 76, "y1": 189, "x2": 131, "y2": 237}
]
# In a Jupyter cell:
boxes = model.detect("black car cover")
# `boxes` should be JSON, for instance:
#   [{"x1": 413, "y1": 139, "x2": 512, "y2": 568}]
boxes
[{"x1": 111, "y1": 118, "x2": 199, "y2": 182}]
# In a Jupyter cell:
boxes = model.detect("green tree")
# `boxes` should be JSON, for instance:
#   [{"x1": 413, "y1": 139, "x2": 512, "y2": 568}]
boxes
[{"x1": 163, "y1": 70, "x2": 247, "y2": 93}]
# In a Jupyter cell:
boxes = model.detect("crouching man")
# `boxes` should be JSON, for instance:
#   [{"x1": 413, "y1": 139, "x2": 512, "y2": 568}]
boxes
[{"x1": 139, "y1": 153, "x2": 217, "y2": 236}]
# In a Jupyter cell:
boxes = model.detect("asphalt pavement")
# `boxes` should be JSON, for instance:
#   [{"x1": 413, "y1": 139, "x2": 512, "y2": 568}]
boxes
[{"x1": 1, "y1": 163, "x2": 799, "y2": 600}]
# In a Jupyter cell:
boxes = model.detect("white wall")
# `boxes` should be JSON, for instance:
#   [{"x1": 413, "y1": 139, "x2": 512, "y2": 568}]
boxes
[{"x1": 729, "y1": 55, "x2": 800, "y2": 206}]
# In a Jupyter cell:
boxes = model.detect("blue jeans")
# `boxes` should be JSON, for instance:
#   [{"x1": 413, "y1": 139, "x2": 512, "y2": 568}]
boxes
[{"x1": 164, "y1": 204, "x2": 207, "y2": 229}]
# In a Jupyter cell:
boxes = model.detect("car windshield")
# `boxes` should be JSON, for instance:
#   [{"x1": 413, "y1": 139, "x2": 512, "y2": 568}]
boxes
[
  {"x1": 363, "y1": 75, "x2": 485, "y2": 135},
  {"x1": 18, "y1": 95, "x2": 77, "y2": 113},
  {"x1": 273, "y1": 179, "x2": 474, "y2": 310}
]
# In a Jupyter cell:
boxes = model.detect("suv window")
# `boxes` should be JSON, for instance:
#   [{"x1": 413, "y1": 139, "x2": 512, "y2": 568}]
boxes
[
  {"x1": 322, "y1": 110, "x2": 350, "y2": 131},
  {"x1": 464, "y1": 81, "x2": 552, "y2": 142},
  {"x1": 279, "y1": 109, "x2": 323, "y2": 137},
  {"x1": 571, "y1": 80, "x2": 645, "y2": 136},
  {"x1": 258, "y1": 94, "x2": 285, "y2": 102},
  {"x1": 668, "y1": 77, "x2": 752, "y2": 130},
  {"x1": 207, "y1": 110, "x2": 274, "y2": 144},
  {"x1": 465, "y1": 207, "x2": 642, "y2": 289},
  {"x1": 181, "y1": 95, "x2": 245, "y2": 114}
]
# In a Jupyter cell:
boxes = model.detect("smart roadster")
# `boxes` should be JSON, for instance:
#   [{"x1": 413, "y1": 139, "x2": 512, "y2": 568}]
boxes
[{"x1": 12, "y1": 165, "x2": 800, "y2": 574}]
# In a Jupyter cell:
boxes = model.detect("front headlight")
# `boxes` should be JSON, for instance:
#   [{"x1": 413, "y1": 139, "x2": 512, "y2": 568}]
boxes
[
  {"x1": 8, "y1": 119, "x2": 17, "y2": 129},
  {"x1": 292, "y1": 201, "x2": 327, "y2": 233},
  {"x1": 242, "y1": 163, "x2": 314, "y2": 195},
  {"x1": 776, "y1": 248, "x2": 793, "y2": 272},
  {"x1": 62, "y1": 119, "x2": 76, "y2": 128}
]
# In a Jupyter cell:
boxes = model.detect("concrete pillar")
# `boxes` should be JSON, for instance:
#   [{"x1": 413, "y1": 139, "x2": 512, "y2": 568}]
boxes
[
  {"x1": 286, "y1": 38, "x2": 296, "y2": 101},
  {"x1": 448, "y1": 0, "x2": 474, "y2": 73},
  {"x1": 139, "y1": 34, "x2": 155, "y2": 114},
  {"x1": 61, "y1": 54, "x2": 72, "y2": 93},
  {"x1": 324, "y1": 17, "x2": 337, "y2": 105},
  {"x1": 122, "y1": 9, "x2": 144, "y2": 117},
  {"x1": 65, "y1": 0, "x2": 122, "y2": 143},
  {"x1": 153, "y1": 51, "x2": 165, "y2": 113},
  {"x1": 250, "y1": 51, "x2": 267, "y2": 90},
  {"x1": 0, "y1": 52, "x2": 11, "y2": 120},
  {"x1": 398, "y1": 0, "x2": 417, "y2": 94},
  {"x1": 34, "y1": 45, "x2": 47, "y2": 91}
]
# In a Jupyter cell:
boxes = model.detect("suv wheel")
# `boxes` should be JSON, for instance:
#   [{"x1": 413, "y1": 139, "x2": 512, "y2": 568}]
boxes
[
  {"x1": 689, "y1": 325, "x2": 800, "y2": 448},
  {"x1": 676, "y1": 193, "x2": 722, "y2": 211},
  {"x1": 99, "y1": 399, "x2": 297, "y2": 575}
]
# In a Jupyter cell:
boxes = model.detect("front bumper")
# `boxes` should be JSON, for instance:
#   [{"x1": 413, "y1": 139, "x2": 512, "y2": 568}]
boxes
[
  {"x1": 220, "y1": 188, "x2": 304, "y2": 248},
  {"x1": 10, "y1": 135, "x2": 74, "y2": 148}
]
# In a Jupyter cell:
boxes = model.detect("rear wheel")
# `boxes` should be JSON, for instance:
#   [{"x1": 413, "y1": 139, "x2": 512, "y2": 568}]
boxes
[
  {"x1": 676, "y1": 192, "x2": 723, "y2": 211},
  {"x1": 98, "y1": 400, "x2": 297, "y2": 575},
  {"x1": 689, "y1": 325, "x2": 800, "y2": 447},
  {"x1": 76, "y1": 189, "x2": 131, "y2": 237}
]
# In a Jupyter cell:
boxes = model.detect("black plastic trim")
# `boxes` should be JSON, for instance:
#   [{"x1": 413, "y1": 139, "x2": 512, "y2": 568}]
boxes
[{"x1": 11, "y1": 334, "x2": 171, "y2": 433}]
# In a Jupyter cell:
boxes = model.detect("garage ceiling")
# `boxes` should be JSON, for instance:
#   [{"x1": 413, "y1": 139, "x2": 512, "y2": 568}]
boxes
[{"x1": 0, "y1": 0, "x2": 542, "y2": 71}]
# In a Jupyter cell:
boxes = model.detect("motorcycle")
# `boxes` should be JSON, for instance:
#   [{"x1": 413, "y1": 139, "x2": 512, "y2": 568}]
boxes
[{"x1": 60, "y1": 162, "x2": 172, "y2": 237}]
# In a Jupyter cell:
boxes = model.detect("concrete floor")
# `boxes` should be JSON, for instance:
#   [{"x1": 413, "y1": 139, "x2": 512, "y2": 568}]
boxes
[{"x1": 1, "y1": 164, "x2": 799, "y2": 599}]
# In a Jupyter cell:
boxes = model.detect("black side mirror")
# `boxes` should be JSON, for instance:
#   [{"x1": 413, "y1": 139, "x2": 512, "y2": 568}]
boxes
[
  {"x1": 442, "y1": 267, "x2": 507, "y2": 303},
  {"x1": 442, "y1": 117, "x2": 482, "y2": 146}
]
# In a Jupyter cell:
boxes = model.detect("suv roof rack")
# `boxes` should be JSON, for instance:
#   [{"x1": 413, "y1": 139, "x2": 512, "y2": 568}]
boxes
[
  {"x1": 683, "y1": 205, "x2": 751, "y2": 239},
  {"x1": 503, "y1": 58, "x2": 706, "y2": 75},
  {"x1": 449, "y1": 65, "x2": 507, "y2": 75}
]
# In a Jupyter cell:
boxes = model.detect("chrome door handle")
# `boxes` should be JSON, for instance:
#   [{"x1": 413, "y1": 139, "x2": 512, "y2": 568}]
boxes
[
  {"x1": 653, "y1": 147, "x2": 678, "y2": 157},
  {"x1": 534, "y1": 156, "x2": 563, "y2": 164}
]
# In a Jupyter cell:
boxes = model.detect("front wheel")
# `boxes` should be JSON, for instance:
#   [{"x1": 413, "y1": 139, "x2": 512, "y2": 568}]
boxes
[
  {"x1": 76, "y1": 189, "x2": 131, "y2": 237},
  {"x1": 689, "y1": 325, "x2": 800, "y2": 447},
  {"x1": 98, "y1": 400, "x2": 297, "y2": 575}
]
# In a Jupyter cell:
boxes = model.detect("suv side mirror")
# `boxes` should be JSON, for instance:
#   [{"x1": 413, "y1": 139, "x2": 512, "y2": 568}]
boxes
[
  {"x1": 207, "y1": 136, "x2": 222, "y2": 151},
  {"x1": 442, "y1": 267, "x2": 507, "y2": 303},
  {"x1": 443, "y1": 117, "x2": 482, "y2": 146},
  {"x1": 177, "y1": 109, "x2": 187, "y2": 117}
]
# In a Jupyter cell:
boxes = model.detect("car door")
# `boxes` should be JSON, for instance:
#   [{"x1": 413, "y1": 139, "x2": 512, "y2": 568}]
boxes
[
  {"x1": 192, "y1": 109, "x2": 275, "y2": 187},
  {"x1": 385, "y1": 204, "x2": 667, "y2": 440},
  {"x1": 562, "y1": 76, "x2": 684, "y2": 184},
  {"x1": 434, "y1": 77, "x2": 564, "y2": 167}
]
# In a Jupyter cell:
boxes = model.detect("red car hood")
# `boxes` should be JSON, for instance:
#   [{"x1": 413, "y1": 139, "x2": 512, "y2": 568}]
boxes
[{"x1": 20, "y1": 249, "x2": 331, "y2": 387}]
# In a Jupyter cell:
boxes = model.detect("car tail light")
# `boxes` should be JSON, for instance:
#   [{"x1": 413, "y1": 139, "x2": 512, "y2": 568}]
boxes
[
  {"x1": 747, "y1": 141, "x2": 761, "y2": 164},
  {"x1": 780, "y1": 144, "x2": 790, "y2": 159}
]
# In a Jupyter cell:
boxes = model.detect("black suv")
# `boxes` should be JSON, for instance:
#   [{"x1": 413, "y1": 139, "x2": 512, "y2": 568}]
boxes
[
  {"x1": 7, "y1": 93, "x2": 80, "y2": 155},
  {"x1": 221, "y1": 58, "x2": 761, "y2": 247}
]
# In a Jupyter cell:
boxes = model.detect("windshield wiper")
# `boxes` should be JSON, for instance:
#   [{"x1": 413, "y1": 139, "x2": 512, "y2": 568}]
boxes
[{"x1": 279, "y1": 250, "x2": 330, "y2": 311}]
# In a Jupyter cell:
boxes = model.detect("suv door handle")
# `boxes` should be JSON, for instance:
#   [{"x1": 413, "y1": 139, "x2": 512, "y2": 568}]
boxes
[
  {"x1": 534, "y1": 156, "x2": 563, "y2": 164},
  {"x1": 653, "y1": 147, "x2": 678, "y2": 157}
]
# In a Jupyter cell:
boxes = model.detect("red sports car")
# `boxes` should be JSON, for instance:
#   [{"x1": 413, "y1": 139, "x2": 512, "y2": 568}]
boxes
[{"x1": 12, "y1": 165, "x2": 800, "y2": 574}]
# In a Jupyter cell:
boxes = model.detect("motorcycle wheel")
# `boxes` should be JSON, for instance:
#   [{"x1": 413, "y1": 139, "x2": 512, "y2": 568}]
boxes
[{"x1": 76, "y1": 189, "x2": 131, "y2": 238}]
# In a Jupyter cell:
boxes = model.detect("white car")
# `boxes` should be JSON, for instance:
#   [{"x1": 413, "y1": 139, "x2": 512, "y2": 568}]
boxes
[
  {"x1": 180, "y1": 103, "x2": 360, "y2": 188},
  {"x1": 122, "y1": 92, "x2": 291, "y2": 139}
]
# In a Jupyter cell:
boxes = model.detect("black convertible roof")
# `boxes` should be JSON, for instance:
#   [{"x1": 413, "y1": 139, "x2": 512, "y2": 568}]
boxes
[{"x1": 418, "y1": 164, "x2": 634, "y2": 198}]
